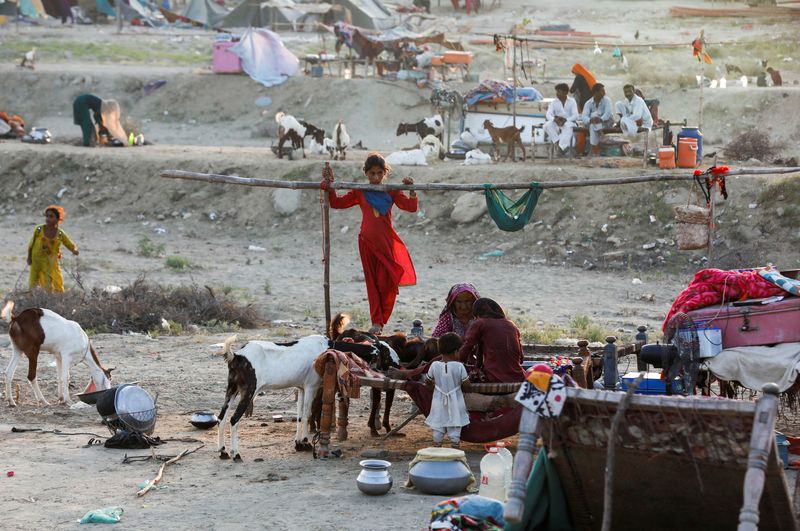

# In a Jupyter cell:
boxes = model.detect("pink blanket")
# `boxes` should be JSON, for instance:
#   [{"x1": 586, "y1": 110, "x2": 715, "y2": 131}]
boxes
[{"x1": 663, "y1": 268, "x2": 784, "y2": 332}]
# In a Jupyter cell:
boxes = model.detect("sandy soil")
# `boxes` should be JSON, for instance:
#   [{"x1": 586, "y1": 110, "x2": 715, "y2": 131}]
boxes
[{"x1": 1, "y1": 1, "x2": 800, "y2": 528}]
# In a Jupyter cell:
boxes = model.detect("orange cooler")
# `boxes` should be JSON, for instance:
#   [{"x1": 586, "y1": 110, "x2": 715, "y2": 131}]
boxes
[
  {"x1": 677, "y1": 138, "x2": 698, "y2": 168},
  {"x1": 658, "y1": 146, "x2": 676, "y2": 169}
]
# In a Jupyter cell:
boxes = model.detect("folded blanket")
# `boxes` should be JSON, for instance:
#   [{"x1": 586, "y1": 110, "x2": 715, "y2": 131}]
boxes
[{"x1": 706, "y1": 342, "x2": 800, "y2": 392}]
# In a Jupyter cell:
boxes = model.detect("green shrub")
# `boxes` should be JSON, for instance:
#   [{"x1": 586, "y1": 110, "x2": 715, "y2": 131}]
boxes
[
  {"x1": 165, "y1": 256, "x2": 190, "y2": 271},
  {"x1": 137, "y1": 237, "x2": 165, "y2": 258}
]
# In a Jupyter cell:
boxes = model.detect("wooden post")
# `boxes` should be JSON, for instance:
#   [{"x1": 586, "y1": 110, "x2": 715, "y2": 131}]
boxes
[
  {"x1": 571, "y1": 357, "x2": 587, "y2": 389},
  {"x1": 603, "y1": 336, "x2": 618, "y2": 390},
  {"x1": 504, "y1": 408, "x2": 540, "y2": 523},
  {"x1": 116, "y1": 0, "x2": 123, "y2": 33},
  {"x1": 317, "y1": 356, "x2": 338, "y2": 458},
  {"x1": 336, "y1": 395, "x2": 349, "y2": 441},
  {"x1": 707, "y1": 186, "x2": 714, "y2": 266},
  {"x1": 738, "y1": 383, "x2": 781, "y2": 531},
  {"x1": 322, "y1": 189, "x2": 332, "y2": 333},
  {"x1": 602, "y1": 372, "x2": 645, "y2": 531},
  {"x1": 635, "y1": 325, "x2": 648, "y2": 372}
]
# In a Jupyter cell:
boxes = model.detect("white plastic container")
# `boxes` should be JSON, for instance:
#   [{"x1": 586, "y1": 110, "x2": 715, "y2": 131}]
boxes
[
  {"x1": 494, "y1": 441, "x2": 514, "y2": 499},
  {"x1": 479, "y1": 447, "x2": 506, "y2": 501}
]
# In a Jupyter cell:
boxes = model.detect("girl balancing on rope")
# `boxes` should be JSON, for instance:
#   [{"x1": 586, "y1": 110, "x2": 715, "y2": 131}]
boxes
[
  {"x1": 321, "y1": 154, "x2": 418, "y2": 335},
  {"x1": 27, "y1": 205, "x2": 80, "y2": 293}
]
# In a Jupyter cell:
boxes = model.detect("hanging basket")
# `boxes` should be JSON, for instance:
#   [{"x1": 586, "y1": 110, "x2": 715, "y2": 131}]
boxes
[{"x1": 674, "y1": 205, "x2": 710, "y2": 250}]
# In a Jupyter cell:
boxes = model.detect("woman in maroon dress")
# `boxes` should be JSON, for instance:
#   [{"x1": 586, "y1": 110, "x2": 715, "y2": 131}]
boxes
[{"x1": 458, "y1": 298, "x2": 525, "y2": 383}]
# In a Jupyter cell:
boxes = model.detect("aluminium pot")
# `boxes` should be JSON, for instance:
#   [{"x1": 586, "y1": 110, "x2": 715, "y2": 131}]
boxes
[{"x1": 356, "y1": 460, "x2": 393, "y2": 495}]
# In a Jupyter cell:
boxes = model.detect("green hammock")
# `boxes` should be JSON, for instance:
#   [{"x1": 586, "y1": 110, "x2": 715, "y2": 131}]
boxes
[{"x1": 483, "y1": 183, "x2": 543, "y2": 232}]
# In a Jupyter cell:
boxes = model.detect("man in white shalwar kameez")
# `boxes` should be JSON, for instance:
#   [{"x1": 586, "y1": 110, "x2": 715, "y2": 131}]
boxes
[
  {"x1": 544, "y1": 83, "x2": 579, "y2": 152},
  {"x1": 580, "y1": 83, "x2": 614, "y2": 156},
  {"x1": 615, "y1": 84, "x2": 653, "y2": 138}
]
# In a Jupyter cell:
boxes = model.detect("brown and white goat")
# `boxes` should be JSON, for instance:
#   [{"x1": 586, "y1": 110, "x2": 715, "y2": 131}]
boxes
[
  {"x1": 275, "y1": 112, "x2": 325, "y2": 159},
  {"x1": 483, "y1": 119, "x2": 526, "y2": 162},
  {"x1": 2, "y1": 301, "x2": 112, "y2": 407},
  {"x1": 217, "y1": 333, "x2": 379, "y2": 460},
  {"x1": 396, "y1": 115, "x2": 444, "y2": 143},
  {"x1": 320, "y1": 313, "x2": 437, "y2": 437}
]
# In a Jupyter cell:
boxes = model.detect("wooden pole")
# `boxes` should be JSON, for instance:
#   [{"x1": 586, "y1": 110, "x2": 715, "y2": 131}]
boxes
[
  {"x1": 737, "y1": 383, "x2": 781, "y2": 531},
  {"x1": 601, "y1": 372, "x2": 644, "y2": 531},
  {"x1": 322, "y1": 188, "x2": 332, "y2": 334},
  {"x1": 162, "y1": 167, "x2": 800, "y2": 192},
  {"x1": 116, "y1": 0, "x2": 123, "y2": 33}
]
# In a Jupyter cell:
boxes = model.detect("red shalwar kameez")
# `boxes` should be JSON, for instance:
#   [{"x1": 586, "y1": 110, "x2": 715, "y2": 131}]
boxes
[{"x1": 328, "y1": 189, "x2": 418, "y2": 327}]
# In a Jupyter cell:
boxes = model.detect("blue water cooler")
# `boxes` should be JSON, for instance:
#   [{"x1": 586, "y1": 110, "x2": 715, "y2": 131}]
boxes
[{"x1": 677, "y1": 127, "x2": 703, "y2": 164}]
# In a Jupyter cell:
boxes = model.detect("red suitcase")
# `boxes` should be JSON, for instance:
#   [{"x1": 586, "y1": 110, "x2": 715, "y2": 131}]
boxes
[{"x1": 687, "y1": 296, "x2": 800, "y2": 349}]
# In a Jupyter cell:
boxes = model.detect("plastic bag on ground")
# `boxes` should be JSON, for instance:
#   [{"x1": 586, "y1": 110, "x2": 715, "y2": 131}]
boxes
[{"x1": 79, "y1": 507, "x2": 124, "y2": 524}]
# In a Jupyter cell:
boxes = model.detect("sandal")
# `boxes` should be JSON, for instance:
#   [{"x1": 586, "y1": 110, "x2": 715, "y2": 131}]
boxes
[{"x1": 368, "y1": 324, "x2": 383, "y2": 335}]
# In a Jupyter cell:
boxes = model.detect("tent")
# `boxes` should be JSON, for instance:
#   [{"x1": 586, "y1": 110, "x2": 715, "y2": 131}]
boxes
[
  {"x1": 220, "y1": 0, "x2": 330, "y2": 30},
  {"x1": 328, "y1": 0, "x2": 394, "y2": 30},
  {"x1": 181, "y1": 0, "x2": 228, "y2": 27},
  {"x1": 1, "y1": 0, "x2": 50, "y2": 17},
  {"x1": 230, "y1": 27, "x2": 298, "y2": 87},
  {"x1": 0, "y1": 0, "x2": 19, "y2": 15}
]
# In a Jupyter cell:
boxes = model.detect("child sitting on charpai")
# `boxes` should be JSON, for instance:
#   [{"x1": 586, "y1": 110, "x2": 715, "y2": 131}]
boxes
[{"x1": 425, "y1": 332, "x2": 471, "y2": 448}]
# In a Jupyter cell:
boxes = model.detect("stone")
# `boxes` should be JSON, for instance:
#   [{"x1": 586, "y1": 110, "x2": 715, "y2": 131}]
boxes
[
  {"x1": 606, "y1": 236, "x2": 622, "y2": 246},
  {"x1": 360, "y1": 449, "x2": 389, "y2": 458},
  {"x1": 642, "y1": 242, "x2": 657, "y2": 250},
  {"x1": 273, "y1": 188, "x2": 302, "y2": 216},
  {"x1": 450, "y1": 193, "x2": 486, "y2": 224}
]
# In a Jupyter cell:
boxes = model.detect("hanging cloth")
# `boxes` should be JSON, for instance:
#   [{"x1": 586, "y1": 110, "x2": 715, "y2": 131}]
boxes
[{"x1": 483, "y1": 183, "x2": 543, "y2": 232}]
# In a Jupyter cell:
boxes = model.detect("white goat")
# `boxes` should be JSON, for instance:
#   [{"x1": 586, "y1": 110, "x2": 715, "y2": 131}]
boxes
[
  {"x1": 216, "y1": 334, "x2": 378, "y2": 460},
  {"x1": 2, "y1": 301, "x2": 112, "y2": 407},
  {"x1": 386, "y1": 135, "x2": 443, "y2": 166},
  {"x1": 275, "y1": 111, "x2": 307, "y2": 159},
  {"x1": 333, "y1": 120, "x2": 350, "y2": 160},
  {"x1": 464, "y1": 148, "x2": 492, "y2": 165},
  {"x1": 424, "y1": 114, "x2": 444, "y2": 138}
]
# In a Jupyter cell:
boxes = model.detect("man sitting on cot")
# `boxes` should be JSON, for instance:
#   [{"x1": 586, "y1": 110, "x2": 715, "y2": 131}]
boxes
[
  {"x1": 544, "y1": 83, "x2": 579, "y2": 155},
  {"x1": 615, "y1": 84, "x2": 653, "y2": 138},
  {"x1": 581, "y1": 83, "x2": 614, "y2": 157}
]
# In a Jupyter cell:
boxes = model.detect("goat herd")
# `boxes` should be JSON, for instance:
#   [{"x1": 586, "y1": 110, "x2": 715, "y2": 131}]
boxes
[
  {"x1": 2, "y1": 301, "x2": 436, "y2": 462},
  {"x1": 274, "y1": 111, "x2": 447, "y2": 166}
]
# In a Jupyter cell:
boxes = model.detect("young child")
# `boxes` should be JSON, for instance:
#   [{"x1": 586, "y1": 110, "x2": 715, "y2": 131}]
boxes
[
  {"x1": 322, "y1": 154, "x2": 418, "y2": 334},
  {"x1": 27, "y1": 205, "x2": 79, "y2": 293},
  {"x1": 425, "y1": 332, "x2": 470, "y2": 448}
]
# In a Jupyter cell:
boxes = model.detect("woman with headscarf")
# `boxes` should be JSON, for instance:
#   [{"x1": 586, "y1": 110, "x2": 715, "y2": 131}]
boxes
[
  {"x1": 458, "y1": 298, "x2": 525, "y2": 383},
  {"x1": 431, "y1": 283, "x2": 480, "y2": 339}
]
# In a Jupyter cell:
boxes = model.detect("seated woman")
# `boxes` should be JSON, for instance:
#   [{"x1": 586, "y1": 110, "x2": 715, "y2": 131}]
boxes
[
  {"x1": 458, "y1": 298, "x2": 525, "y2": 384},
  {"x1": 431, "y1": 283, "x2": 480, "y2": 339}
]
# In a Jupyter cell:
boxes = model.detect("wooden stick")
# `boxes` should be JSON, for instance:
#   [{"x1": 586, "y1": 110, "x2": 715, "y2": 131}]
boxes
[
  {"x1": 602, "y1": 372, "x2": 644, "y2": 531},
  {"x1": 322, "y1": 187, "x2": 332, "y2": 334},
  {"x1": 380, "y1": 410, "x2": 420, "y2": 441},
  {"x1": 137, "y1": 448, "x2": 190, "y2": 497},
  {"x1": 161, "y1": 167, "x2": 800, "y2": 193}
]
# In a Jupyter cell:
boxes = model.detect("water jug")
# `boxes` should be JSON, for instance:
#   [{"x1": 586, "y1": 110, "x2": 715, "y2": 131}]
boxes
[
  {"x1": 677, "y1": 126, "x2": 703, "y2": 163},
  {"x1": 494, "y1": 441, "x2": 514, "y2": 499},
  {"x1": 479, "y1": 447, "x2": 506, "y2": 501}
]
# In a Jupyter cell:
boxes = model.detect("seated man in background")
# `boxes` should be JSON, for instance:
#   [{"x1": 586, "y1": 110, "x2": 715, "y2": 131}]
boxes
[
  {"x1": 615, "y1": 84, "x2": 653, "y2": 138},
  {"x1": 580, "y1": 83, "x2": 614, "y2": 156},
  {"x1": 544, "y1": 83, "x2": 579, "y2": 154}
]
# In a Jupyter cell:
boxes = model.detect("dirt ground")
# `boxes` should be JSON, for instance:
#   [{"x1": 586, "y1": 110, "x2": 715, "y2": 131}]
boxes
[{"x1": 2, "y1": 0, "x2": 800, "y2": 528}]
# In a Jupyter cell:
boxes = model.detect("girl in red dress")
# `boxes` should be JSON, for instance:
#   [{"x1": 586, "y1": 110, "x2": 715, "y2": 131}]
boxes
[{"x1": 322, "y1": 153, "x2": 418, "y2": 334}]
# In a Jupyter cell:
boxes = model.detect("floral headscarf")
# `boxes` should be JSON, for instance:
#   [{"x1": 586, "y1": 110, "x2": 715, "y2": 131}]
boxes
[{"x1": 432, "y1": 283, "x2": 480, "y2": 339}]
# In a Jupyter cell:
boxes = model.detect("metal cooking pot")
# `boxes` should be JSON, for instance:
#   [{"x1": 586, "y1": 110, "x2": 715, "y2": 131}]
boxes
[
  {"x1": 356, "y1": 460, "x2": 392, "y2": 496},
  {"x1": 409, "y1": 459, "x2": 472, "y2": 495}
]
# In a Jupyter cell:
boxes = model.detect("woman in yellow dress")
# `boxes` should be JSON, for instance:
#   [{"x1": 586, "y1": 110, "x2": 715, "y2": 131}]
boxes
[{"x1": 27, "y1": 205, "x2": 80, "y2": 293}]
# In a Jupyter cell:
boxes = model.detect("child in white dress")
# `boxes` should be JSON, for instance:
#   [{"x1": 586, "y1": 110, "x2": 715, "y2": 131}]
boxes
[{"x1": 425, "y1": 332, "x2": 471, "y2": 448}]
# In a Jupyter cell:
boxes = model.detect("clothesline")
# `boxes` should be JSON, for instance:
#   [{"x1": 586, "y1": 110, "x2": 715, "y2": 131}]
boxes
[{"x1": 161, "y1": 167, "x2": 800, "y2": 192}]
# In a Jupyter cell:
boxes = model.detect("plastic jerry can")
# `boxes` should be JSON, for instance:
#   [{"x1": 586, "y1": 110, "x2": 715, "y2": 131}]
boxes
[
  {"x1": 494, "y1": 441, "x2": 514, "y2": 499},
  {"x1": 478, "y1": 447, "x2": 506, "y2": 501}
]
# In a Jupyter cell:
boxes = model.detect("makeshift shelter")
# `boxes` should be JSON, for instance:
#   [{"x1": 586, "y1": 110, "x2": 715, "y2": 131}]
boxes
[
  {"x1": 181, "y1": 0, "x2": 228, "y2": 26},
  {"x1": 220, "y1": 0, "x2": 330, "y2": 29},
  {"x1": 1, "y1": 0, "x2": 48, "y2": 17},
  {"x1": 230, "y1": 27, "x2": 299, "y2": 87},
  {"x1": 327, "y1": 0, "x2": 394, "y2": 30}
]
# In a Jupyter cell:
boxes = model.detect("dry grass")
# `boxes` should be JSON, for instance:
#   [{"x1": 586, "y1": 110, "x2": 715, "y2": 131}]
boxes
[
  {"x1": 3, "y1": 278, "x2": 264, "y2": 334},
  {"x1": 724, "y1": 130, "x2": 785, "y2": 161}
]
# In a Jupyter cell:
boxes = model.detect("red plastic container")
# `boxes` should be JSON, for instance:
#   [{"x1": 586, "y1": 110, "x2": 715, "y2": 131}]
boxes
[
  {"x1": 687, "y1": 297, "x2": 800, "y2": 349},
  {"x1": 212, "y1": 42, "x2": 242, "y2": 74}
]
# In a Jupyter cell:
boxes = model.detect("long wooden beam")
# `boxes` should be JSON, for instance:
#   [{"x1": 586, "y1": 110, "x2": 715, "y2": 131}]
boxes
[{"x1": 161, "y1": 167, "x2": 800, "y2": 193}]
